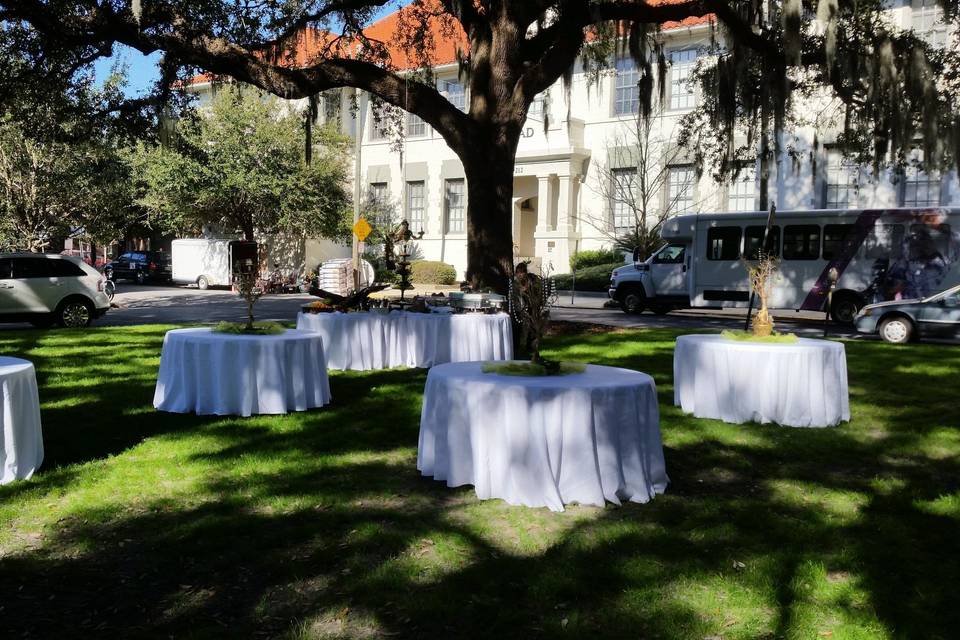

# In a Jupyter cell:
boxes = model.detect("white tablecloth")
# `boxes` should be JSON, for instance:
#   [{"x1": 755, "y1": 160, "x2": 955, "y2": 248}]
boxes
[
  {"x1": 296, "y1": 311, "x2": 513, "y2": 370},
  {"x1": 418, "y1": 362, "x2": 668, "y2": 512},
  {"x1": 673, "y1": 334, "x2": 850, "y2": 428},
  {"x1": 153, "y1": 328, "x2": 331, "y2": 416},
  {"x1": 1, "y1": 357, "x2": 43, "y2": 484}
]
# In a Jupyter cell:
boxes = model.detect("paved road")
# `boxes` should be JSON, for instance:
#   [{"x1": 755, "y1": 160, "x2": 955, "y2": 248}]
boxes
[
  {"x1": 0, "y1": 283, "x2": 943, "y2": 343},
  {"x1": 78, "y1": 284, "x2": 862, "y2": 340}
]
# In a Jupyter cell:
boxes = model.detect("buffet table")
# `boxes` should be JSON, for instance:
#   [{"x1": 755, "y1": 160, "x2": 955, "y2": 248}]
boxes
[
  {"x1": 1, "y1": 356, "x2": 44, "y2": 484},
  {"x1": 417, "y1": 362, "x2": 668, "y2": 512},
  {"x1": 153, "y1": 328, "x2": 331, "y2": 416},
  {"x1": 296, "y1": 311, "x2": 513, "y2": 371},
  {"x1": 673, "y1": 334, "x2": 850, "y2": 428}
]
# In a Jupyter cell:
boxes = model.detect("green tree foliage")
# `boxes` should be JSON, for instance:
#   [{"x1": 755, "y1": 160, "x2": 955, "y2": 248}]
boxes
[
  {"x1": 2, "y1": 1, "x2": 958, "y2": 288},
  {"x1": 0, "y1": 102, "x2": 137, "y2": 252},
  {"x1": 134, "y1": 88, "x2": 352, "y2": 241}
]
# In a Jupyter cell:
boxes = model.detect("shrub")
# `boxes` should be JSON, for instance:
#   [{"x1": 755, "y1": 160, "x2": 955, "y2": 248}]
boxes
[
  {"x1": 571, "y1": 248, "x2": 625, "y2": 271},
  {"x1": 410, "y1": 260, "x2": 457, "y2": 285},
  {"x1": 552, "y1": 262, "x2": 622, "y2": 291}
]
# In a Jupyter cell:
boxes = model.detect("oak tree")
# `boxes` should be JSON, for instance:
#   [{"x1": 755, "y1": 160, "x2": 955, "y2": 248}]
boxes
[{"x1": 3, "y1": 0, "x2": 957, "y2": 290}]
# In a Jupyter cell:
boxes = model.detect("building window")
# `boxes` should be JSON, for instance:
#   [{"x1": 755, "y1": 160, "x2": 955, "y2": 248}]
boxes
[
  {"x1": 901, "y1": 152, "x2": 941, "y2": 207},
  {"x1": 669, "y1": 49, "x2": 697, "y2": 110},
  {"x1": 611, "y1": 168, "x2": 638, "y2": 232},
  {"x1": 824, "y1": 150, "x2": 861, "y2": 209},
  {"x1": 370, "y1": 118, "x2": 388, "y2": 141},
  {"x1": 407, "y1": 113, "x2": 427, "y2": 137},
  {"x1": 368, "y1": 182, "x2": 389, "y2": 206},
  {"x1": 912, "y1": 0, "x2": 946, "y2": 47},
  {"x1": 727, "y1": 164, "x2": 757, "y2": 212},
  {"x1": 322, "y1": 90, "x2": 341, "y2": 126},
  {"x1": 440, "y1": 79, "x2": 466, "y2": 111},
  {"x1": 406, "y1": 181, "x2": 426, "y2": 231},
  {"x1": 706, "y1": 227, "x2": 742, "y2": 261},
  {"x1": 614, "y1": 58, "x2": 640, "y2": 116},
  {"x1": 528, "y1": 91, "x2": 549, "y2": 118},
  {"x1": 667, "y1": 165, "x2": 695, "y2": 214},
  {"x1": 444, "y1": 179, "x2": 465, "y2": 233},
  {"x1": 782, "y1": 225, "x2": 821, "y2": 260}
]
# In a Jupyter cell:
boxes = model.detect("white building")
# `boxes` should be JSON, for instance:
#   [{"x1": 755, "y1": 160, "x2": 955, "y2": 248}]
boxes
[{"x1": 188, "y1": 0, "x2": 959, "y2": 277}]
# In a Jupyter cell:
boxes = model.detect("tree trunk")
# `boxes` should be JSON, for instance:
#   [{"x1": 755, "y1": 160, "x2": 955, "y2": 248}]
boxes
[{"x1": 463, "y1": 130, "x2": 521, "y2": 295}]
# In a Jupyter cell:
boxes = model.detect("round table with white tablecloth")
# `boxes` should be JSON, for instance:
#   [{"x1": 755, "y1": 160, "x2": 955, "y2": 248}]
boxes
[
  {"x1": 296, "y1": 311, "x2": 513, "y2": 371},
  {"x1": 673, "y1": 334, "x2": 850, "y2": 428},
  {"x1": 1, "y1": 357, "x2": 44, "y2": 484},
  {"x1": 153, "y1": 328, "x2": 331, "y2": 416},
  {"x1": 417, "y1": 361, "x2": 668, "y2": 512}
]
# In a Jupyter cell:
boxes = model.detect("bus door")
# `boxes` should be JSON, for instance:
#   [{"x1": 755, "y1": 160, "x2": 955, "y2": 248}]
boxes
[{"x1": 650, "y1": 244, "x2": 688, "y2": 296}]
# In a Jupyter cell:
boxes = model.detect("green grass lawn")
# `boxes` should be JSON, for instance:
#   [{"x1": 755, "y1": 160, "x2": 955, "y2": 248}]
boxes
[{"x1": 1, "y1": 324, "x2": 958, "y2": 639}]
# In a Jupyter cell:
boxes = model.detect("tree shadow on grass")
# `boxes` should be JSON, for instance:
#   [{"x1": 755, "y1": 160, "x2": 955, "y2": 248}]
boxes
[{"x1": 1, "y1": 325, "x2": 958, "y2": 639}]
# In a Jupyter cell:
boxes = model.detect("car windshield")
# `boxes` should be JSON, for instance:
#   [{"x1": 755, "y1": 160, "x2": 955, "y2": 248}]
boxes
[{"x1": 923, "y1": 284, "x2": 960, "y2": 303}]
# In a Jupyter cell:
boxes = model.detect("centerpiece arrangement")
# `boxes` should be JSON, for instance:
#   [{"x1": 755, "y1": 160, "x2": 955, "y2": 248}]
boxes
[
  {"x1": 722, "y1": 254, "x2": 798, "y2": 343},
  {"x1": 302, "y1": 282, "x2": 391, "y2": 313},
  {"x1": 214, "y1": 265, "x2": 286, "y2": 335},
  {"x1": 482, "y1": 263, "x2": 586, "y2": 376}
]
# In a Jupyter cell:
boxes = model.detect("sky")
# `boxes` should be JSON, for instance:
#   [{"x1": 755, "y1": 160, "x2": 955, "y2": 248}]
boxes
[{"x1": 91, "y1": 2, "x2": 407, "y2": 97}]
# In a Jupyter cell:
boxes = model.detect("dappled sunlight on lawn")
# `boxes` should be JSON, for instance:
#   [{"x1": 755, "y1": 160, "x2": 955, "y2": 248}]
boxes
[{"x1": 0, "y1": 324, "x2": 957, "y2": 638}]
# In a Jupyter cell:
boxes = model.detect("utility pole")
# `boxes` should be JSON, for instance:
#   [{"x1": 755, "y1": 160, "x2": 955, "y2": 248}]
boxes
[{"x1": 352, "y1": 90, "x2": 364, "y2": 290}]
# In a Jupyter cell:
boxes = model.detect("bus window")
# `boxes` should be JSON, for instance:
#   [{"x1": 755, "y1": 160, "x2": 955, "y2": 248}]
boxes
[
  {"x1": 782, "y1": 225, "x2": 821, "y2": 260},
  {"x1": 744, "y1": 226, "x2": 780, "y2": 259},
  {"x1": 909, "y1": 224, "x2": 952, "y2": 260},
  {"x1": 864, "y1": 224, "x2": 904, "y2": 259},
  {"x1": 822, "y1": 224, "x2": 855, "y2": 260},
  {"x1": 707, "y1": 227, "x2": 742, "y2": 260},
  {"x1": 653, "y1": 244, "x2": 685, "y2": 264}
]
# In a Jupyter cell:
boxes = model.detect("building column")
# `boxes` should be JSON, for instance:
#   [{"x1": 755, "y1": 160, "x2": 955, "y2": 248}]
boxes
[
  {"x1": 536, "y1": 175, "x2": 554, "y2": 233},
  {"x1": 556, "y1": 175, "x2": 578, "y2": 233}
]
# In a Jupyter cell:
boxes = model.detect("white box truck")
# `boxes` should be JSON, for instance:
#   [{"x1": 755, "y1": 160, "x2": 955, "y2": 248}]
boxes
[{"x1": 171, "y1": 239, "x2": 258, "y2": 289}]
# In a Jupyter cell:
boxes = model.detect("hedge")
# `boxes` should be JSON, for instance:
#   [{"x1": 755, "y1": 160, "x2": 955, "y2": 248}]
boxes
[
  {"x1": 552, "y1": 261, "x2": 623, "y2": 292},
  {"x1": 411, "y1": 260, "x2": 458, "y2": 285},
  {"x1": 571, "y1": 248, "x2": 625, "y2": 271}
]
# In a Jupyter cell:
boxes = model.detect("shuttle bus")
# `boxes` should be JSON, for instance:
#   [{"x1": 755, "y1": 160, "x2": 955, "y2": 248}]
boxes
[{"x1": 607, "y1": 207, "x2": 960, "y2": 322}]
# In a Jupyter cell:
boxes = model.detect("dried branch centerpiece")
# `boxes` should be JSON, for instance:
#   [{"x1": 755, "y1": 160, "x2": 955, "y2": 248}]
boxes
[
  {"x1": 483, "y1": 263, "x2": 586, "y2": 377},
  {"x1": 213, "y1": 262, "x2": 285, "y2": 335},
  {"x1": 722, "y1": 253, "x2": 798, "y2": 343}
]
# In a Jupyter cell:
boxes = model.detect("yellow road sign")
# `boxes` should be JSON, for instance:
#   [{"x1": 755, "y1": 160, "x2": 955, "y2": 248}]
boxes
[{"x1": 353, "y1": 217, "x2": 372, "y2": 242}]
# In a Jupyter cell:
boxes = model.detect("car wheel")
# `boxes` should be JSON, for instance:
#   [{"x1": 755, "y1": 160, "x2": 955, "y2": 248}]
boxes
[
  {"x1": 831, "y1": 294, "x2": 862, "y2": 325},
  {"x1": 136, "y1": 271, "x2": 146, "y2": 285},
  {"x1": 879, "y1": 316, "x2": 913, "y2": 344},
  {"x1": 197, "y1": 275, "x2": 210, "y2": 290},
  {"x1": 619, "y1": 288, "x2": 645, "y2": 314},
  {"x1": 57, "y1": 299, "x2": 94, "y2": 328}
]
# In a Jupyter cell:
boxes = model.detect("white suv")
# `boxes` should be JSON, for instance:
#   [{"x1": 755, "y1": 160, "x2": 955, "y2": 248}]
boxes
[{"x1": 0, "y1": 254, "x2": 111, "y2": 328}]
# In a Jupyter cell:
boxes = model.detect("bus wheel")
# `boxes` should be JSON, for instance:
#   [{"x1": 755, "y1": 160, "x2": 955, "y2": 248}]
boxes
[
  {"x1": 620, "y1": 288, "x2": 645, "y2": 314},
  {"x1": 830, "y1": 294, "x2": 861, "y2": 325}
]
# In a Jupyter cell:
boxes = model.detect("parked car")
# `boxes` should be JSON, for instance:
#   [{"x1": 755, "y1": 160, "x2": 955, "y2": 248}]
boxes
[
  {"x1": 0, "y1": 253, "x2": 111, "y2": 327},
  {"x1": 104, "y1": 251, "x2": 172, "y2": 284},
  {"x1": 854, "y1": 283, "x2": 960, "y2": 343}
]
